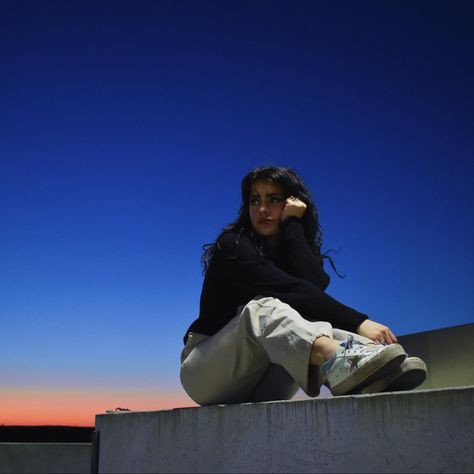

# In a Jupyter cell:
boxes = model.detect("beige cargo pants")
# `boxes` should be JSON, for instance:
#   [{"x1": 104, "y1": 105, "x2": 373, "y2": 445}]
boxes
[{"x1": 180, "y1": 295, "x2": 371, "y2": 406}]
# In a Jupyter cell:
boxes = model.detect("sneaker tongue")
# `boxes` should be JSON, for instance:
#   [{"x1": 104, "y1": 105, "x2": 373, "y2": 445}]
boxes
[{"x1": 340, "y1": 337, "x2": 353, "y2": 349}]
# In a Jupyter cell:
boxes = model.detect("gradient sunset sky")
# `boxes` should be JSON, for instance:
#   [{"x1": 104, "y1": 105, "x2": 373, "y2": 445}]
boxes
[{"x1": 2, "y1": 1, "x2": 473, "y2": 426}]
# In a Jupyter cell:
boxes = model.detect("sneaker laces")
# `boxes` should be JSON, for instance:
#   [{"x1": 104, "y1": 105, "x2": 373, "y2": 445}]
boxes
[
  {"x1": 323, "y1": 335, "x2": 372, "y2": 376},
  {"x1": 339, "y1": 334, "x2": 372, "y2": 353},
  {"x1": 340, "y1": 334, "x2": 356, "y2": 350}
]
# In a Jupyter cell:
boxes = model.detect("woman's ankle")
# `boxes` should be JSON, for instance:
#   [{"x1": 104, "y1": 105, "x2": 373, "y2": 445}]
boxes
[{"x1": 310, "y1": 336, "x2": 340, "y2": 367}]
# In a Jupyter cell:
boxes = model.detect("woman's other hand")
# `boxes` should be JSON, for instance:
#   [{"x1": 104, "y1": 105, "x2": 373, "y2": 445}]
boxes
[
  {"x1": 357, "y1": 319, "x2": 398, "y2": 345},
  {"x1": 281, "y1": 196, "x2": 307, "y2": 221}
]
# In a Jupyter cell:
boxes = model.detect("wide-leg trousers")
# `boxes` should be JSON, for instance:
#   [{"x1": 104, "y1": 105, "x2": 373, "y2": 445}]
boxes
[{"x1": 180, "y1": 296, "x2": 371, "y2": 406}]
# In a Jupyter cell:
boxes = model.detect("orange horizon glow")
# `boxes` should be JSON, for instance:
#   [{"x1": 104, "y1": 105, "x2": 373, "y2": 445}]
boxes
[{"x1": 0, "y1": 388, "x2": 198, "y2": 427}]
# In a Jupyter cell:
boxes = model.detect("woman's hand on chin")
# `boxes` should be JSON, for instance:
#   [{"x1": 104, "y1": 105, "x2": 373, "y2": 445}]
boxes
[{"x1": 281, "y1": 196, "x2": 307, "y2": 221}]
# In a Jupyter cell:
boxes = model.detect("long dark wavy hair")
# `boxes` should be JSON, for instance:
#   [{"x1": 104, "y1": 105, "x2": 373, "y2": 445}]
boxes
[{"x1": 201, "y1": 165, "x2": 343, "y2": 276}]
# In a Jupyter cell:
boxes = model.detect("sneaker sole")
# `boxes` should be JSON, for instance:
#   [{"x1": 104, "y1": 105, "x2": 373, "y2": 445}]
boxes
[
  {"x1": 331, "y1": 344, "x2": 407, "y2": 396},
  {"x1": 359, "y1": 357, "x2": 427, "y2": 394}
]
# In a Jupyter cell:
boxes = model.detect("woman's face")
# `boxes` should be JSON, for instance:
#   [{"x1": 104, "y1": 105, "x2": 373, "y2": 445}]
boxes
[{"x1": 249, "y1": 180, "x2": 286, "y2": 237}]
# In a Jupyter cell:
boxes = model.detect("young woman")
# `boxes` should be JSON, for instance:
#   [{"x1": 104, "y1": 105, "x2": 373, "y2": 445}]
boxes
[{"x1": 180, "y1": 166, "x2": 426, "y2": 405}]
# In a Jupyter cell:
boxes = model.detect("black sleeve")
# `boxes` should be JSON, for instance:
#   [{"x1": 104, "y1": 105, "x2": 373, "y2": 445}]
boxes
[
  {"x1": 279, "y1": 216, "x2": 330, "y2": 290},
  {"x1": 216, "y1": 232, "x2": 368, "y2": 333}
]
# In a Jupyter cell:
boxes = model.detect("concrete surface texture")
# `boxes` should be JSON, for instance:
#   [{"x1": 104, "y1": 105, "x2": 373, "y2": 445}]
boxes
[
  {"x1": 0, "y1": 443, "x2": 91, "y2": 474},
  {"x1": 95, "y1": 385, "x2": 474, "y2": 473}
]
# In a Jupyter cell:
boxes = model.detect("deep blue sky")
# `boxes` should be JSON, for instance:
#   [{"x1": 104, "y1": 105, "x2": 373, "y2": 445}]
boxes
[{"x1": 1, "y1": 1, "x2": 473, "y2": 414}]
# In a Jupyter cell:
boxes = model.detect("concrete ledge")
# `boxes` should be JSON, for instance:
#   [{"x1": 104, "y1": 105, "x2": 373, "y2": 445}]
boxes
[
  {"x1": 0, "y1": 443, "x2": 91, "y2": 474},
  {"x1": 95, "y1": 386, "x2": 474, "y2": 473}
]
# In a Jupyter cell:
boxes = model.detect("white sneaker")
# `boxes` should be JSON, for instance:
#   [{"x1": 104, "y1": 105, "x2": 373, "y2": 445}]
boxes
[
  {"x1": 323, "y1": 335, "x2": 407, "y2": 396},
  {"x1": 357, "y1": 356, "x2": 427, "y2": 394}
]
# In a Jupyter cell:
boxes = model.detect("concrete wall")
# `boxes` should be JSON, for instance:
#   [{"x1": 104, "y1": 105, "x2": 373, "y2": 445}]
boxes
[
  {"x1": 397, "y1": 322, "x2": 474, "y2": 389},
  {"x1": 0, "y1": 443, "x2": 91, "y2": 474},
  {"x1": 95, "y1": 386, "x2": 474, "y2": 473}
]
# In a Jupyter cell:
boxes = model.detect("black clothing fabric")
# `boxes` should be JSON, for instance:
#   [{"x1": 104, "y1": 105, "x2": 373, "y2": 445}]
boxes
[{"x1": 184, "y1": 217, "x2": 368, "y2": 344}]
